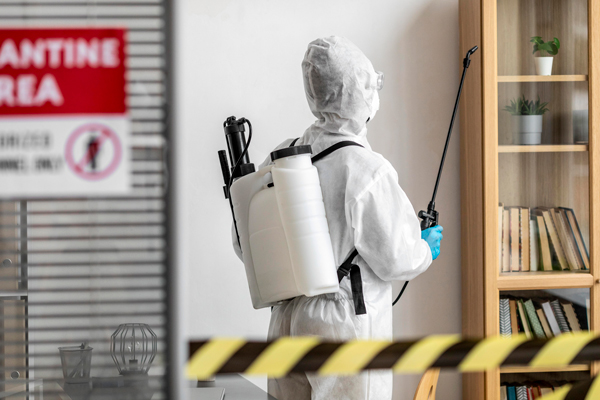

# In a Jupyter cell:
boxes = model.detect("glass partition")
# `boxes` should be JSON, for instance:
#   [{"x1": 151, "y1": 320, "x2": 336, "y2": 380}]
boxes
[{"x1": 497, "y1": 0, "x2": 590, "y2": 276}]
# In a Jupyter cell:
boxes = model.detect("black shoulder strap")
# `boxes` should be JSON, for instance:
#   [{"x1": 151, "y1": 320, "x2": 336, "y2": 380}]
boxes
[
  {"x1": 288, "y1": 138, "x2": 364, "y2": 163},
  {"x1": 311, "y1": 141, "x2": 364, "y2": 163}
]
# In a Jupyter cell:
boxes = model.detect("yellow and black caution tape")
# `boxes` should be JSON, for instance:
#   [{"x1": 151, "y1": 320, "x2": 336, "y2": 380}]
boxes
[
  {"x1": 188, "y1": 333, "x2": 600, "y2": 378},
  {"x1": 188, "y1": 333, "x2": 600, "y2": 399}
]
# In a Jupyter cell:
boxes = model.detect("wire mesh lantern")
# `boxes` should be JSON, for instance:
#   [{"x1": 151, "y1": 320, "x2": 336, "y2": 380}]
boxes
[{"x1": 110, "y1": 323, "x2": 157, "y2": 375}]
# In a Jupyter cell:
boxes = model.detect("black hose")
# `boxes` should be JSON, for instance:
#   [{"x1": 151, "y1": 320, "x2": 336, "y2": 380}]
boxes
[{"x1": 392, "y1": 281, "x2": 409, "y2": 306}]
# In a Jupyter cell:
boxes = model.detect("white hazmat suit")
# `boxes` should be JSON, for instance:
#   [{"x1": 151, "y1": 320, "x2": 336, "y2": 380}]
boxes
[{"x1": 263, "y1": 36, "x2": 434, "y2": 400}]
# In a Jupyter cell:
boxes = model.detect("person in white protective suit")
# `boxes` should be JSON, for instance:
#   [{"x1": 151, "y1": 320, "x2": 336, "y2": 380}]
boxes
[{"x1": 235, "y1": 36, "x2": 444, "y2": 400}]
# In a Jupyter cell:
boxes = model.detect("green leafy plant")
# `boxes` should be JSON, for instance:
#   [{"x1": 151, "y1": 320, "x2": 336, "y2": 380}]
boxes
[
  {"x1": 503, "y1": 95, "x2": 550, "y2": 116},
  {"x1": 531, "y1": 36, "x2": 560, "y2": 56}
]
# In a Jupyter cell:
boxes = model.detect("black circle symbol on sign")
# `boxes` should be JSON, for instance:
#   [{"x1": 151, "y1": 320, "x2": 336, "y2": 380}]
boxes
[{"x1": 65, "y1": 123, "x2": 123, "y2": 181}]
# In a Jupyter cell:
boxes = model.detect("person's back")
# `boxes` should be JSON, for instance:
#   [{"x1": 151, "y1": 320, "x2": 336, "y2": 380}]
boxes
[{"x1": 264, "y1": 36, "x2": 443, "y2": 400}]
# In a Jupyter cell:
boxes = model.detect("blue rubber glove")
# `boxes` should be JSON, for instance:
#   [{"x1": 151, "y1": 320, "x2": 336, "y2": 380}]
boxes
[{"x1": 421, "y1": 225, "x2": 444, "y2": 260}]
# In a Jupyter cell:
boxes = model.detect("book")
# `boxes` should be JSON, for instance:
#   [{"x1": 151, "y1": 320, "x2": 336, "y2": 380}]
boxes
[
  {"x1": 530, "y1": 219, "x2": 539, "y2": 271},
  {"x1": 536, "y1": 308, "x2": 553, "y2": 338},
  {"x1": 500, "y1": 298, "x2": 512, "y2": 337},
  {"x1": 562, "y1": 302, "x2": 582, "y2": 332},
  {"x1": 539, "y1": 209, "x2": 569, "y2": 270},
  {"x1": 541, "y1": 301, "x2": 561, "y2": 336},
  {"x1": 550, "y1": 300, "x2": 571, "y2": 333},
  {"x1": 498, "y1": 205, "x2": 588, "y2": 273},
  {"x1": 520, "y1": 208, "x2": 530, "y2": 271},
  {"x1": 524, "y1": 299, "x2": 545, "y2": 339},
  {"x1": 536, "y1": 215, "x2": 552, "y2": 271},
  {"x1": 503, "y1": 209, "x2": 510, "y2": 272},
  {"x1": 561, "y1": 207, "x2": 589, "y2": 270},
  {"x1": 587, "y1": 298, "x2": 591, "y2": 331},
  {"x1": 510, "y1": 208, "x2": 521, "y2": 271},
  {"x1": 508, "y1": 386, "x2": 517, "y2": 400},
  {"x1": 553, "y1": 208, "x2": 581, "y2": 270},
  {"x1": 499, "y1": 383, "x2": 557, "y2": 398},
  {"x1": 557, "y1": 208, "x2": 585, "y2": 270},
  {"x1": 516, "y1": 386, "x2": 528, "y2": 400},
  {"x1": 571, "y1": 301, "x2": 589, "y2": 331},
  {"x1": 509, "y1": 299, "x2": 519, "y2": 335},
  {"x1": 517, "y1": 300, "x2": 532, "y2": 339}
]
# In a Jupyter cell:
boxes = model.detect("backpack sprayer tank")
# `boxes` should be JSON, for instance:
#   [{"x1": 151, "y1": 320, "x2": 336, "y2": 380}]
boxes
[{"x1": 218, "y1": 117, "x2": 339, "y2": 309}]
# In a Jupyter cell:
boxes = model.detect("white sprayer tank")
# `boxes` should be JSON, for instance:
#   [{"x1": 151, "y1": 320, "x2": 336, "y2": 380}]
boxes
[{"x1": 229, "y1": 145, "x2": 339, "y2": 309}]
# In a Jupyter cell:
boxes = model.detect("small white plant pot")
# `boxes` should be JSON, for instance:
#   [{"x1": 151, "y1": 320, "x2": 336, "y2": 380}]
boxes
[
  {"x1": 534, "y1": 57, "x2": 554, "y2": 76},
  {"x1": 511, "y1": 115, "x2": 543, "y2": 145}
]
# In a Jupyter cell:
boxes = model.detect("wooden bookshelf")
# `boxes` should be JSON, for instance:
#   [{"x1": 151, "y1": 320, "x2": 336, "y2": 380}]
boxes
[
  {"x1": 497, "y1": 273, "x2": 594, "y2": 290},
  {"x1": 500, "y1": 365, "x2": 591, "y2": 374},
  {"x1": 498, "y1": 75, "x2": 588, "y2": 82},
  {"x1": 498, "y1": 145, "x2": 588, "y2": 153},
  {"x1": 459, "y1": 0, "x2": 599, "y2": 398}
]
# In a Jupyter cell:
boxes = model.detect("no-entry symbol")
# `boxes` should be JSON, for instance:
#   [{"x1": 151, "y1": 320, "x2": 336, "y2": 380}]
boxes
[{"x1": 65, "y1": 122, "x2": 122, "y2": 181}]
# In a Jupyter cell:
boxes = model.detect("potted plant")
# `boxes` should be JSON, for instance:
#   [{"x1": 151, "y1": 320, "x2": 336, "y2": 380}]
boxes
[
  {"x1": 503, "y1": 95, "x2": 549, "y2": 145},
  {"x1": 531, "y1": 36, "x2": 560, "y2": 75}
]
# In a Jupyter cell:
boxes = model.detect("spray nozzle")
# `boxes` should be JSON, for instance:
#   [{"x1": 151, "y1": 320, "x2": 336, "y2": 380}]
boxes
[{"x1": 463, "y1": 46, "x2": 479, "y2": 68}]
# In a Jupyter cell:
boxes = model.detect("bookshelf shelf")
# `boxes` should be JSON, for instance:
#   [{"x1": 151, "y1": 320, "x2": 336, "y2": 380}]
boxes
[
  {"x1": 498, "y1": 75, "x2": 588, "y2": 82},
  {"x1": 498, "y1": 145, "x2": 588, "y2": 153},
  {"x1": 500, "y1": 365, "x2": 590, "y2": 374},
  {"x1": 497, "y1": 273, "x2": 594, "y2": 290}
]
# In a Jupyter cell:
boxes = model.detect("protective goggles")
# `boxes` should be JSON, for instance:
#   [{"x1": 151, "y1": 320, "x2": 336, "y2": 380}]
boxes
[{"x1": 375, "y1": 71, "x2": 384, "y2": 91}]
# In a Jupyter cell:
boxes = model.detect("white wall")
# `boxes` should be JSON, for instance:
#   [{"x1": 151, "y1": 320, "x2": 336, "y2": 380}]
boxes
[{"x1": 176, "y1": 1, "x2": 463, "y2": 399}]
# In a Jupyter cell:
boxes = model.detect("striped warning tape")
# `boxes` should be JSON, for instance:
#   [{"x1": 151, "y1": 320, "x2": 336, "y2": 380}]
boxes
[
  {"x1": 188, "y1": 333, "x2": 600, "y2": 399},
  {"x1": 188, "y1": 333, "x2": 600, "y2": 374},
  {"x1": 188, "y1": 333, "x2": 600, "y2": 378}
]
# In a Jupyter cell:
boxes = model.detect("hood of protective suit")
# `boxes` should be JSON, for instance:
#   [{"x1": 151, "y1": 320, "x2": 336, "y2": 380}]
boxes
[{"x1": 302, "y1": 36, "x2": 380, "y2": 137}]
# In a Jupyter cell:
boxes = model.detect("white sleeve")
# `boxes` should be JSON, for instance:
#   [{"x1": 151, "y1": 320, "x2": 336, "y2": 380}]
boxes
[{"x1": 350, "y1": 166, "x2": 432, "y2": 281}]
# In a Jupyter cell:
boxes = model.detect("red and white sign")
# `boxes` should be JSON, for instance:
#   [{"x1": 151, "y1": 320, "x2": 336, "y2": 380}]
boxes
[{"x1": 0, "y1": 28, "x2": 130, "y2": 197}]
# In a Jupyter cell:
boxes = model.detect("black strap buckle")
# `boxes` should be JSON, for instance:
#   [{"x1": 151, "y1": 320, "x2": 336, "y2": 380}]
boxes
[{"x1": 337, "y1": 249, "x2": 366, "y2": 315}]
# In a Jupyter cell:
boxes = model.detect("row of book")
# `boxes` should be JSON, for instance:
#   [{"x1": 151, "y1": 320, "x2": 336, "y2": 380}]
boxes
[
  {"x1": 501, "y1": 383, "x2": 562, "y2": 400},
  {"x1": 499, "y1": 205, "x2": 589, "y2": 272},
  {"x1": 499, "y1": 297, "x2": 588, "y2": 339}
]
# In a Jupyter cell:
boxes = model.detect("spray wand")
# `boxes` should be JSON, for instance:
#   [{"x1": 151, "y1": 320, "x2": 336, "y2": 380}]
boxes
[
  {"x1": 418, "y1": 46, "x2": 478, "y2": 229},
  {"x1": 393, "y1": 45, "x2": 478, "y2": 305}
]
